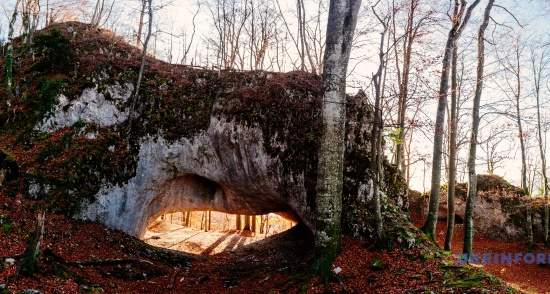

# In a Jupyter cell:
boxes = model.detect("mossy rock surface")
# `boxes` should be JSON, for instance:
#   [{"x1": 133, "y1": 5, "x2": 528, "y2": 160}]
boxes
[{"x1": 0, "y1": 22, "x2": 408, "y2": 241}]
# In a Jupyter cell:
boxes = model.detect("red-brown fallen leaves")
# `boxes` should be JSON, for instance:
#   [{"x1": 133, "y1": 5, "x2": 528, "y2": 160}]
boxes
[
  {"x1": 1, "y1": 187, "x2": 511, "y2": 294},
  {"x1": 438, "y1": 221, "x2": 550, "y2": 293},
  {"x1": 412, "y1": 211, "x2": 550, "y2": 294}
]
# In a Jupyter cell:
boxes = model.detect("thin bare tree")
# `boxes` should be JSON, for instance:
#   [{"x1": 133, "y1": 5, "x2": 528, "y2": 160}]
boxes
[
  {"x1": 129, "y1": 0, "x2": 153, "y2": 125},
  {"x1": 463, "y1": 0, "x2": 495, "y2": 257},
  {"x1": 422, "y1": 0, "x2": 481, "y2": 239},
  {"x1": 531, "y1": 45, "x2": 549, "y2": 244}
]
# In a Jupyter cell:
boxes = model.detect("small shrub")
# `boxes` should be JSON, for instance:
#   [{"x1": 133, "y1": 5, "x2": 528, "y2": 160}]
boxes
[
  {"x1": 36, "y1": 78, "x2": 65, "y2": 119},
  {"x1": 0, "y1": 215, "x2": 12, "y2": 234},
  {"x1": 370, "y1": 257, "x2": 385, "y2": 270}
]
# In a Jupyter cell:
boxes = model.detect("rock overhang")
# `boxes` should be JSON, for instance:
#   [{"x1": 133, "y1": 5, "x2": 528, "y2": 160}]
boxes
[{"x1": 1, "y1": 22, "x2": 407, "y2": 242}]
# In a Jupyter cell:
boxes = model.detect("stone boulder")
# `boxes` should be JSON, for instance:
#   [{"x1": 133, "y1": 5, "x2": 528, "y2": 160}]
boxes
[
  {"x1": 410, "y1": 174, "x2": 545, "y2": 242},
  {"x1": 0, "y1": 22, "x2": 408, "y2": 241}
]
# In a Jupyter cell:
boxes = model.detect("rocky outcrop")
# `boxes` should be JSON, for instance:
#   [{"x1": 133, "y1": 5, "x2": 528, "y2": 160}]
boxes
[
  {"x1": 0, "y1": 22, "x2": 408, "y2": 241},
  {"x1": 410, "y1": 174, "x2": 545, "y2": 242},
  {"x1": 37, "y1": 83, "x2": 134, "y2": 132},
  {"x1": 81, "y1": 118, "x2": 300, "y2": 237}
]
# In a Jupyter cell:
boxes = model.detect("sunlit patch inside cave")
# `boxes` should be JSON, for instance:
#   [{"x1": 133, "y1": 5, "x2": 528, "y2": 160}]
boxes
[{"x1": 143, "y1": 211, "x2": 297, "y2": 255}]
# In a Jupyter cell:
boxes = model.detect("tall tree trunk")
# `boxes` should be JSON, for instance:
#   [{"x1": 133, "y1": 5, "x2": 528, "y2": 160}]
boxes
[
  {"x1": 130, "y1": 0, "x2": 153, "y2": 118},
  {"x1": 5, "y1": 0, "x2": 20, "y2": 100},
  {"x1": 236, "y1": 214, "x2": 242, "y2": 230},
  {"x1": 313, "y1": 0, "x2": 361, "y2": 279},
  {"x1": 45, "y1": 0, "x2": 49, "y2": 27},
  {"x1": 512, "y1": 42, "x2": 534, "y2": 247},
  {"x1": 185, "y1": 210, "x2": 191, "y2": 226},
  {"x1": 18, "y1": 212, "x2": 46, "y2": 276},
  {"x1": 533, "y1": 52, "x2": 549, "y2": 245},
  {"x1": 243, "y1": 214, "x2": 251, "y2": 231},
  {"x1": 206, "y1": 210, "x2": 211, "y2": 231},
  {"x1": 463, "y1": 0, "x2": 494, "y2": 256},
  {"x1": 395, "y1": 0, "x2": 416, "y2": 178},
  {"x1": 259, "y1": 216, "x2": 265, "y2": 234},
  {"x1": 423, "y1": 0, "x2": 480, "y2": 239},
  {"x1": 136, "y1": 0, "x2": 146, "y2": 47},
  {"x1": 444, "y1": 44, "x2": 459, "y2": 251},
  {"x1": 371, "y1": 11, "x2": 388, "y2": 243}
]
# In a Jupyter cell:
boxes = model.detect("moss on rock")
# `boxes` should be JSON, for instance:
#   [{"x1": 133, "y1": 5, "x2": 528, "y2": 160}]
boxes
[{"x1": 0, "y1": 22, "x2": 409, "y2": 242}]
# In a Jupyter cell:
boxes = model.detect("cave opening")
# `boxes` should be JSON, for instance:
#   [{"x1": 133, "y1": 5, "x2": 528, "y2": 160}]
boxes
[{"x1": 143, "y1": 211, "x2": 299, "y2": 255}]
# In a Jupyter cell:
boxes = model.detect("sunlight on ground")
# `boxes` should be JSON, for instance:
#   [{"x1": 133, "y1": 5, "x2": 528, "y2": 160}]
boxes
[{"x1": 143, "y1": 211, "x2": 296, "y2": 255}]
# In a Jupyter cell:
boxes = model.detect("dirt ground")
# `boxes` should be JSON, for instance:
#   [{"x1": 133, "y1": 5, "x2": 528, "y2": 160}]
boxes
[{"x1": 144, "y1": 221, "x2": 296, "y2": 255}]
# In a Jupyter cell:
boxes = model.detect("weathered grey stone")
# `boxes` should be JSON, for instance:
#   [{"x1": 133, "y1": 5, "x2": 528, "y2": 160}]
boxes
[
  {"x1": 4, "y1": 257, "x2": 15, "y2": 266},
  {"x1": 82, "y1": 116, "x2": 308, "y2": 237},
  {"x1": 36, "y1": 83, "x2": 133, "y2": 132}
]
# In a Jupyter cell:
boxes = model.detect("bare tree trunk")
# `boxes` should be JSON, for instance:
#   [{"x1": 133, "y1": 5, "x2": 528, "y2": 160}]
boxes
[
  {"x1": 444, "y1": 44, "x2": 459, "y2": 251},
  {"x1": 224, "y1": 214, "x2": 229, "y2": 231},
  {"x1": 91, "y1": 0, "x2": 105, "y2": 27},
  {"x1": 185, "y1": 210, "x2": 191, "y2": 226},
  {"x1": 243, "y1": 214, "x2": 251, "y2": 231},
  {"x1": 423, "y1": 0, "x2": 480, "y2": 239},
  {"x1": 45, "y1": 0, "x2": 49, "y2": 27},
  {"x1": 129, "y1": 0, "x2": 153, "y2": 125},
  {"x1": 533, "y1": 50, "x2": 549, "y2": 245},
  {"x1": 313, "y1": 0, "x2": 361, "y2": 279},
  {"x1": 510, "y1": 41, "x2": 534, "y2": 247},
  {"x1": 251, "y1": 215, "x2": 256, "y2": 233},
  {"x1": 5, "y1": 0, "x2": 20, "y2": 101},
  {"x1": 297, "y1": 0, "x2": 305, "y2": 71},
  {"x1": 259, "y1": 215, "x2": 265, "y2": 234},
  {"x1": 463, "y1": 0, "x2": 494, "y2": 257},
  {"x1": 18, "y1": 212, "x2": 45, "y2": 276},
  {"x1": 395, "y1": 0, "x2": 417, "y2": 177},
  {"x1": 236, "y1": 214, "x2": 241, "y2": 230},
  {"x1": 370, "y1": 4, "x2": 389, "y2": 243},
  {"x1": 136, "y1": 0, "x2": 146, "y2": 47}
]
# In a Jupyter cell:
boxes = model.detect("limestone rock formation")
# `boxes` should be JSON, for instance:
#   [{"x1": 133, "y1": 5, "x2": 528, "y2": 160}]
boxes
[
  {"x1": 0, "y1": 22, "x2": 408, "y2": 241},
  {"x1": 410, "y1": 174, "x2": 545, "y2": 242}
]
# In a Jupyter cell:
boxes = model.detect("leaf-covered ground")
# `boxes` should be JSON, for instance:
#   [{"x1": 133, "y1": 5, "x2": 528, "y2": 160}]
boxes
[
  {"x1": 411, "y1": 212, "x2": 550, "y2": 294},
  {"x1": 0, "y1": 189, "x2": 514, "y2": 293}
]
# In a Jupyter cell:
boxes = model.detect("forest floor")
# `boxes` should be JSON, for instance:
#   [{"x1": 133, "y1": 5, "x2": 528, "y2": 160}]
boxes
[
  {"x1": 144, "y1": 222, "x2": 295, "y2": 255},
  {"x1": 0, "y1": 190, "x2": 511, "y2": 293},
  {"x1": 412, "y1": 215, "x2": 550, "y2": 294}
]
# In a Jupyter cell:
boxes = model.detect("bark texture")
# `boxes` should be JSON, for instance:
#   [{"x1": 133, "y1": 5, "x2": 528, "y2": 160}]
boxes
[
  {"x1": 444, "y1": 44, "x2": 459, "y2": 251},
  {"x1": 512, "y1": 43, "x2": 534, "y2": 246},
  {"x1": 533, "y1": 52, "x2": 549, "y2": 245},
  {"x1": 423, "y1": 0, "x2": 481, "y2": 239},
  {"x1": 130, "y1": 0, "x2": 153, "y2": 115},
  {"x1": 5, "y1": 0, "x2": 20, "y2": 99},
  {"x1": 313, "y1": 0, "x2": 361, "y2": 278},
  {"x1": 463, "y1": 0, "x2": 494, "y2": 256}
]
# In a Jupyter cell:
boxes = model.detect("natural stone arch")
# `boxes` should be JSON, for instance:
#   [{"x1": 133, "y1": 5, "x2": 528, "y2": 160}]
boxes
[
  {"x1": 7, "y1": 23, "x2": 408, "y2": 244},
  {"x1": 82, "y1": 117, "x2": 312, "y2": 238},
  {"x1": 142, "y1": 174, "x2": 299, "y2": 238}
]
